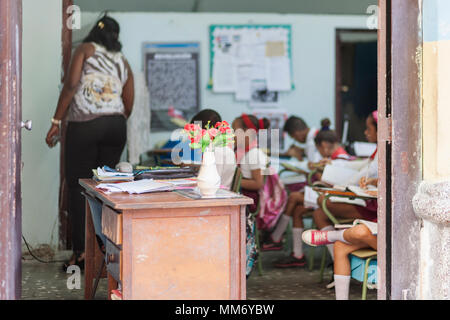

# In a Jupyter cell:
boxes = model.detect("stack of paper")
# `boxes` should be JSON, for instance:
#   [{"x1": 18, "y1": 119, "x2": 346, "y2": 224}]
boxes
[
  {"x1": 304, "y1": 186, "x2": 319, "y2": 209},
  {"x1": 93, "y1": 167, "x2": 134, "y2": 182},
  {"x1": 353, "y1": 142, "x2": 377, "y2": 157},
  {"x1": 321, "y1": 165, "x2": 359, "y2": 186},
  {"x1": 96, "y1": 179, "x2": 174, "y2": 194}
]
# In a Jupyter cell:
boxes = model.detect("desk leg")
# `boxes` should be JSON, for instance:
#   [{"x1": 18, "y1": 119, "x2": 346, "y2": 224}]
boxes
[
  {"x1": 84, "y1": 198, "x2": 95, "y2": 300},
  {"x1": 107, "y1": 272, "x2": 118, "y2": 300}
]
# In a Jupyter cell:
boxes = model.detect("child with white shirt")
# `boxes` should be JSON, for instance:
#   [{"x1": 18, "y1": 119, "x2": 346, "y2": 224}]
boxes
[
  {"x1": 283, "y1": 116, "x2": 323, "y2": 163},
  {"x1": 232, "y1": 113, "x2": 271, "y2": 277},
  {"x1": 232, "y1": 114, "x2": 271, "y2": 202},
  {"x1": 301, "y1": 110, "x2": 379, "y2": 288}
]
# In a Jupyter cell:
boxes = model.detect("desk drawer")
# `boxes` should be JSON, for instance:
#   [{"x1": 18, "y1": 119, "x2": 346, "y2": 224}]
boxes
[
  {"x1": 106, "y1": 239, "x2": 122, "y2": 283},
  {"x1": 102, "y1": 205, "x2": 122, "y2": 245}
]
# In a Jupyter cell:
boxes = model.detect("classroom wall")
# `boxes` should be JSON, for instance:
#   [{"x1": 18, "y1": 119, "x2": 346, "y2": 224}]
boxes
[
  {"x1": 73, "y1": 12, "x2": 369, "y2": 151},
  {"x1": 21, "y1": 0, "x2": 62, "y2": 248},
  {"x1": 74, "y1": 0, "x2": 377, "y2": 15}
]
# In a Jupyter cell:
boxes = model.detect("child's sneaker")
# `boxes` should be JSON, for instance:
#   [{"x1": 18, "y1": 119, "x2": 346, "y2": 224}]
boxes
[
  {"x1": 260, "y1": 237, "x2": 283, "y2": 251},
  {"x1": 302, "y1": 229, "x2": 334, "y2": 246},
  {"x1": 273, "y1": 254, "x2": 306, "y2": 268}
]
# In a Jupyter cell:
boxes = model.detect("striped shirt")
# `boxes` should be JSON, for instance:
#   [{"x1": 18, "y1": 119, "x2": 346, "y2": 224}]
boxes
[{"x1": 67, "y1": 42, "x2": 129, "y2": 122}]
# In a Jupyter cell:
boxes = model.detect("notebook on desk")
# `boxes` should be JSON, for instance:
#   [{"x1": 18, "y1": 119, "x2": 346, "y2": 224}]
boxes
[
  {"x1": 134, "y1": 166, "x2": 197, "y2": 180},
  {"x1": 96, "y1": 179, "x2": 174, "y2": 194}
]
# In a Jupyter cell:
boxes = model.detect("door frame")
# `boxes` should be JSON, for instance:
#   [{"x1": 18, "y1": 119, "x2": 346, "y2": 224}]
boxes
[
  {"x1": 0, "y1": 0, "x2": 23, "y2": 300},
  {"x1": 59, "y1": 0, "x2": 73, "y2": 250}
]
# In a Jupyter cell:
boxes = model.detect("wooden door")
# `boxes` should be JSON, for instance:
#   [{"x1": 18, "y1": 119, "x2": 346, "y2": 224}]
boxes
[
  {"x1": 0, "y1": 0, "x2": 23, "y2": 300},
  {"x1": 377, "y1": 0, "x2": 422, "y2": 300}
]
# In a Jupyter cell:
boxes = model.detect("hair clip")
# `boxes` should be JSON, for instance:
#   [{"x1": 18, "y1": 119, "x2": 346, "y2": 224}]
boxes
[{"x1": 98, "y1": 21, "x2": 105, "y2": 29}]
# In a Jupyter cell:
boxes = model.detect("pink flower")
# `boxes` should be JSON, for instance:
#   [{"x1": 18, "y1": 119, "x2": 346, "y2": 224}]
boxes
[
  {"x1": 191, "y1": 134, "x2": 201, "y2": 143},
  {"x1": 201, "y1": 129, "x2": 207, "y2": 136},
  {"x1": 208, "y1": 128, "x2": 219, "y2": 137},
  {"x1": 219, "y1": 127, "x2": 227, "y2": 134},
  {"x1": 226, "y1": 128, "x2": 233, "y2": 134}
]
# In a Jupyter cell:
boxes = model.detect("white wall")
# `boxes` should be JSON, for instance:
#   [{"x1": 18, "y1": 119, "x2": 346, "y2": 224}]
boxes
[
  {"x1": 74, "y1": 12, "x2": 369, "y2": 150},
  {"x1": 22, "y1": 0, "x2": 62, "y2": 247}
]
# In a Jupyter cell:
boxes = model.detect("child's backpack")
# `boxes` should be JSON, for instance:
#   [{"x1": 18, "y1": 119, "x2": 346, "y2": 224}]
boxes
[{"x1": 256, "y1": 167, "x2": 288, "y2": 231}]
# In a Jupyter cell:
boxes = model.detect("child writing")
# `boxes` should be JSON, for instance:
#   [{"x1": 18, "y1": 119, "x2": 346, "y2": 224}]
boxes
[
  {"x1": 301, "y1": 110, "x2": 379, "y2": 287},
  {"x1": 305, "y1": 179, "x2": 378, "y2": 299},
  {"x1": 263, "y1": 125, "x2": 352, "y2": 268},
  {"x1": 283, "y1": 116, "x2": 322, "y2": 163}
]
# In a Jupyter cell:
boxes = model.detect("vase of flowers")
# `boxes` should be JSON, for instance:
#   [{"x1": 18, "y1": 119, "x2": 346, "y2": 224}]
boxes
[{"x1": 184, "y1": 121, "x2": 234, "y2": 196}]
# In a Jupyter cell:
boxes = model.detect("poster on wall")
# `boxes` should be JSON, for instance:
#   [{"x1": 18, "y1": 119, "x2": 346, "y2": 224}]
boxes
[{"x1": 143, "y1": 42, "x2": 200, "y2": 132}]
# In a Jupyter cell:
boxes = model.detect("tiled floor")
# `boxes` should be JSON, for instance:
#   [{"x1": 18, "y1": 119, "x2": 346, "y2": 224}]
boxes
[{"x1": 21, "y1": 249, "x2": 376, "y2": 300}]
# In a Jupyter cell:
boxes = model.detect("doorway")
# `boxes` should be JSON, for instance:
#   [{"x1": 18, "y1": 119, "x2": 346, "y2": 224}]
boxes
[
  {"x1": 0, "y1": 0, "x2": 424, "y2": 301},
  {"x1": 335, "y1": 29, "x2": 377, "y2": 151}
]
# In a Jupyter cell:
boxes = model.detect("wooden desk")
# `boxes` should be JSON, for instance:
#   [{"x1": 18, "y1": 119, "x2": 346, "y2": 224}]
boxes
[{"x1": 80, "y1": 179, "x2": 253, "y2": 300}]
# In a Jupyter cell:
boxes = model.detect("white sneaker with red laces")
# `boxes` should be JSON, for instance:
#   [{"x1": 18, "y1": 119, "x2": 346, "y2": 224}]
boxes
[{"x1": 302, "y1": 229, "x2": 334, "y2": 246}]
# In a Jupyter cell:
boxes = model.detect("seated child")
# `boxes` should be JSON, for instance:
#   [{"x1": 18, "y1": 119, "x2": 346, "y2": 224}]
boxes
[
  {"x1": 301, "y1": 111, "x2": 378, "y2": 287},
  {"x1": 302, "y1": 178, "x2": 378, "y2": 299},
  {"x1": 232, "y1": 113, "x2": 271, "y2": 212},
  {"x1": 262, "y1": 126, "x2": 351, "y2": 268},
  {"x1": 283, "y1": 116, "x2": 323, "y2": 163},
  {"x1": 332, "y1": 224, "x2": 377, "y2": 300},
  {"x1": 233, "y1": 113, "x2": 287, "y2": 277}
]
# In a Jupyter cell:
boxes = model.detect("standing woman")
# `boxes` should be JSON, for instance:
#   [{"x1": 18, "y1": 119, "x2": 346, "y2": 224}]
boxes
[{"x1": 45, "y1": 15, "x2": 134, "y2": 270}]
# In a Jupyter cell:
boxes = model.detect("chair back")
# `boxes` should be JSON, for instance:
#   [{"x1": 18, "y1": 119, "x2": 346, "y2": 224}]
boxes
[{"x1": 230, "y1": 167, "x2": 242, "y2": 194}]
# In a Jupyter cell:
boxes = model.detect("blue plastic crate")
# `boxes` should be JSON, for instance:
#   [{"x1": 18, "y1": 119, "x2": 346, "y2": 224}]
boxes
[{"x1": 350, "y1": 255, "x2": 377, "y2": 284}]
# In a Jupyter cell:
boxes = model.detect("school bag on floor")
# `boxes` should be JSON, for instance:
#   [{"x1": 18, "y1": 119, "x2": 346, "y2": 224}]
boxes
[{"x1": 256, "y1": 166, "x2": 288, "y2": 231}]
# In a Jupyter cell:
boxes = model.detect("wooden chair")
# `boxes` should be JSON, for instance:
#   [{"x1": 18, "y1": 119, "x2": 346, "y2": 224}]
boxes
[
  {"x1": 230, "y1": 167, "x2": 242, "y2": 194},
  {"x1": 350, "y1": 249, "x2": 377, "y2": 300}
]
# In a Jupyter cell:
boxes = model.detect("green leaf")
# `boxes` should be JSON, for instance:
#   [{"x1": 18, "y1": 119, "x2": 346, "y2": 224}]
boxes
[{"x1": 190, "y1": 142, "x2": 201, "y2": 149}]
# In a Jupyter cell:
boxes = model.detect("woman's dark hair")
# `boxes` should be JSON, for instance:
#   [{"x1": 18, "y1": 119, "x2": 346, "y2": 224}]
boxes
[
  {"x1": 191, "y1": 109, "x2": 222, "y2": 129},
  {"x1": 320, "y1": 118, "x2": 331, "y2": 131},
  {"x1": 283, "y1": 116, "x2": 307, "y2": 135},
  {"x1": 237, "y1": 114, "x2": 270, "y2": 130},
  {"x1": 314, "y1": 130, "x2": 339, "y2": 146},
  {"x1": 83, "y1": 15, "x2": 122, "y2": 52}
]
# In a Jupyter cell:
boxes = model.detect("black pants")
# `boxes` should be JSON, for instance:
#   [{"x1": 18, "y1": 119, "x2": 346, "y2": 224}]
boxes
[{"x1": 65, "y1": 115, "x2": 127, "y2": 252}]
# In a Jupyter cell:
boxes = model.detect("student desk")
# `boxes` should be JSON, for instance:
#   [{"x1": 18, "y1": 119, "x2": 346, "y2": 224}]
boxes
[{"x1": 80, "y1": 179, "x2": 253, "y2": 300}]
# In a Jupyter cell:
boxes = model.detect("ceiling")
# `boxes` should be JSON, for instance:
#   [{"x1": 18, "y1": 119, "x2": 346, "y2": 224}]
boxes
[{"x1": 74, "y1": 0, "x2": 377, "y2": 15}]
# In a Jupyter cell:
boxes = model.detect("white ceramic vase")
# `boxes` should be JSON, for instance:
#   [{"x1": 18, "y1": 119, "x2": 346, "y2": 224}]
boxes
[{"x1": 197, "y1": 147, "x2": 221, "y2": 197}]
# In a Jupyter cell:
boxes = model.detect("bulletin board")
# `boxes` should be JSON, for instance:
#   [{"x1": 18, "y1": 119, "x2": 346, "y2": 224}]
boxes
[
  {"x1": 208, "y1": 25, "x2": 294, "y2": 103},
  {"x1": 143, "y1": 42, "x2": 200, "y2": 132}
]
